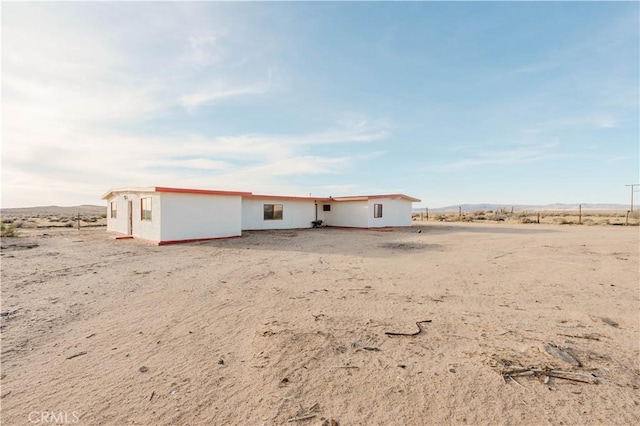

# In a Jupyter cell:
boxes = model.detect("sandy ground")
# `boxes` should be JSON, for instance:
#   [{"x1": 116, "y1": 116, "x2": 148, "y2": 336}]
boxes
[{"x1": 1, "y1": 222, "x2": 639, "y2": 425}]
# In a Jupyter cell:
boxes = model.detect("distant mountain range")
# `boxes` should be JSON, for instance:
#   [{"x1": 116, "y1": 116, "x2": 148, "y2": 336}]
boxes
[
  {"x1": 415, "y1": 203, "x2": 631, "y2": 212},
  {"x1": 1, "y1": 205, "x2": 105, "y2": 216}
]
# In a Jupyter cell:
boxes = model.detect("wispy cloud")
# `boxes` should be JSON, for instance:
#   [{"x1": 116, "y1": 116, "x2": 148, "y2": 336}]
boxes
[
  {"x1": 142, "y1": 158, "x2": 235, "y2": 171},
  {"x1": 182, "y1": 33, "x2": 228, "y2": 69},
  {"x1": 428, "y1": 142, "x2": 568, "y2": 172},
  {"x1": 179, "y1": 84, "x2": 269, "y2": 109}
]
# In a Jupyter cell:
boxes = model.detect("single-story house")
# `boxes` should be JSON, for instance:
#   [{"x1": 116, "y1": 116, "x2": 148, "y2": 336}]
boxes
[{"x1": 101, "y1": 186, "x2": 420, "y2": 245}]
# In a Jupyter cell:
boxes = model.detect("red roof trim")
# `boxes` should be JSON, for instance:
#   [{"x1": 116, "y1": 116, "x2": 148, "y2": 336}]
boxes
[
  {"x1": 104, "y1": 187, "x2": 420, "y2": 202},
  {"x1": 155, "y1": 187, "x2": 252, "y2": 197},
  {"x1": 331, "y1": 194, "x2": 421, "y2": 202},
  {"x1": 246, "y1": 194, "x2": 332, "y2": 201}
]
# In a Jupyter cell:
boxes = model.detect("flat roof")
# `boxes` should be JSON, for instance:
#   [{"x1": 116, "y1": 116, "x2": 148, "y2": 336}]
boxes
[
  {"x1": 331, "y1": 194, "x2": 421, "y2": 202},
  {"x1": 102, "y1": 187, "x2": 420, "y2": 202},
  {"x1": 102, "y1": 186, "x2": 252, "y2": 200}
]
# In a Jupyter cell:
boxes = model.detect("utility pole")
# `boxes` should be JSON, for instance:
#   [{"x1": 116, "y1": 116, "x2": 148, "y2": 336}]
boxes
[{"x1": 625, "y1": 184, "x2": 639, "y2": 212}]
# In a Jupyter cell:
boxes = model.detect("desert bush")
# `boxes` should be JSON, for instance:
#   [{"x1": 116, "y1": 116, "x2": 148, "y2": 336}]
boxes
[
  {"x1": 557, "y1": 218, "x2": 575, "y2": 225},
  {"x1": 2, "y1": 217, "x2": 15, "y2": 224},
  {"x1": 520, "y1": 217, "x2": 536, "y2": 224},
  {"x1": 472, "y1": 210, "x2": 485, "y2": 217},
  {"x1": 100, "y1": 212, "x2": 107, "y2": 219},
  {"x1": 49, "y1": 217, "x2": 61, "y2": 222},
  {"x1": 64, "y1": 221, "x2": 74, "y2": 228},
  {"x1": 1, "y1": 222, "x2": 18, "y2": 237}
]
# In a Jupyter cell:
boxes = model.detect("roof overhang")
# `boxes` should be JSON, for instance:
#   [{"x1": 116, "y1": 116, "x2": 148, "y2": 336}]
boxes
[
  {"x1": 331, "y1": 194, "x2": 421, "y2": 202},
  {"x1": 246, "y1": 194, "x2": 332, "y2": 202},
  {"x1": 102, "y1": 187, "x2": 420, "y2": 203},
  {"x1": 101, "y1": 186, "x2": 252, "y2": 200},
  {"x1": 101, "y1": 187, "x2": 156, "y2": 200}
]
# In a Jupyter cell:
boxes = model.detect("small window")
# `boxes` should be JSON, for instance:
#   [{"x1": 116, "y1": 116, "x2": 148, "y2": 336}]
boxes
[
  {"x1": 264, "y1": 204, "x2": 283, "y2": 220},
  {"x1": 374, "y1": 203, "x2": 383, "y2": 218},
  {"x1": 141, "y1": 198, "x2": 152, "y2": 221},
  {"x1": 323, "y1": 204, "x2": 331, "y2": 212},
  {"x1": 110, "y1": 201, "x2": 117, "y2": 219}
]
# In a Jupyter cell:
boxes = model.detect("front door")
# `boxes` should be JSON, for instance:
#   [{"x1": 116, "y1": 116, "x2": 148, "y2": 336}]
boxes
[{"x1": 127, "y1": 200, "x2": 133, "y2": 235}]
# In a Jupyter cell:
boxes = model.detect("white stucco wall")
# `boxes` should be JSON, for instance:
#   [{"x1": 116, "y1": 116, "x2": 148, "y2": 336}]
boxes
[
  {"x1": 160, "y1": 193, "x2": 242, "y2": 241},
  {"x1": 325, "y1": 200, "x2": 369, "y2": 227},
  {"x1": 241, "y1": 198, "x2": 319, "y2": 230},
  {"x1": 106, "y1": 189, "x2": 415, "y2": 243},
  {"x1": 105, "y1": 191, "x2": 160, "y2": 241},
  {"x1": 367, "y1": 198, "x2": 413, "y2": 227},
  {"x1": 105, "y1": 194, "x2": 127, "y2": 235}
]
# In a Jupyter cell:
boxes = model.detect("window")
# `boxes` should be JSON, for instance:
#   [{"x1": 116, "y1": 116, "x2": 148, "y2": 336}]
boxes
[
  {"x1": 110, "y1": 201, "x2": 117, "y2": 219},
  {"x1": 264, "y1": 204, "x2": 283, "y2": 220},
  {"x1": 374, "y1": 203, "x2": 383, "y2": 218},
  {"x1": 141, "y1": 198, "x2": 152, "y2": 221},
  {"x1": 323, "y1": 204, "x2": 331, "y2": 212}
]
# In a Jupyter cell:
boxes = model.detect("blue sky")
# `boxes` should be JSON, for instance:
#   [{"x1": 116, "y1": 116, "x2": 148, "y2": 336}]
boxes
[{"x1": 2, "y1": 1, "x2": 638, "y2": 208}]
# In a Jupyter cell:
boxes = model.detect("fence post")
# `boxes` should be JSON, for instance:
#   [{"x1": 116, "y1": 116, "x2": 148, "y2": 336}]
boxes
[
  {"x1": 458, "y1": 206, "x2": 462, "y2": 219},
  {"x1": 426, "y1": 207, "x2": 429, "y2": 221},
  {"x1": 578, "y1": 204, "x2": 582, "y2": 225},
  {"x1": 77, "y1": 213, "x2": 80, "y2": 230},
  {"x1": 626, "y1": 210, "x2": 630, "y2": 226},
  {"x1": 537, "y1": 212, "x2": 540, "y2": 224}
]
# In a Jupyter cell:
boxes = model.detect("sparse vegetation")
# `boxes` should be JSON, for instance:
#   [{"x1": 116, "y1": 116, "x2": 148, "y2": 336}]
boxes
[
  {"x1": 412, "y1": 209, "x2": 640, "y2": 226},
  {"x1": 0, "y1": 206, "x2": 107, "y2": 229},
  {"x1": 1, "y1": 222, "x2": 18, "y2": 237}
]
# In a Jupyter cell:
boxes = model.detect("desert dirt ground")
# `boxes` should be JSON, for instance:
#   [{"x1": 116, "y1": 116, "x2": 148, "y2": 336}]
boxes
[{"x1": 1, "y1": 222, "x2": 639, "y2": 425}]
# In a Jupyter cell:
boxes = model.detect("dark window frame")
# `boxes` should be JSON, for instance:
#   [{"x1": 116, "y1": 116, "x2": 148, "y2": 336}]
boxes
[
  {"x1": 110, "y1": 201, "x2": 117, "y2": 219},
  {"x1": 263, "y1": 204, "x2": 283, "y2": 220},
  {"x1": 323, "y1": 204, "x2": 331, "y2": 212},
  {"x1": 374, "y1": 203, "x2": 383, "y2": 218}
]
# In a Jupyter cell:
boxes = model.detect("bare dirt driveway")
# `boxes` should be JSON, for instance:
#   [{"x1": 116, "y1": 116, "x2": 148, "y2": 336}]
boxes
[{"x1": 1, "y1": 222, "x2": 638, "y2": 425}]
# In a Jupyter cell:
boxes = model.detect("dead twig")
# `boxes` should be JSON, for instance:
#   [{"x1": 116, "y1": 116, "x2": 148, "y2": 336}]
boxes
[
  {"x1": 385, "y1": 320, "x2": 432, "y2": 337},
  {"x1": 502, "y1": 367, "x2": 599, "y2": 384},
  {"x1": 506, "y1": 375, "x2": 526, "y2": 388},
  {"x1": 0, "y1": 308, "x2": 21, "y2": 317},
  {"x1": 287, "y1": 414, "x2": 316, "y2": 422},
  {"x1": 558, "y1": 333, "x2": 601, "y2": 341},
  {"x1": 66, "y1": 351, "x2": 87, "y2": 360}
]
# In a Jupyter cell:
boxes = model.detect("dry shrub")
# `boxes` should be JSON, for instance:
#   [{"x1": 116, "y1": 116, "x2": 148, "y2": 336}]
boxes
[
  {"x1": 1, "y1": 222, "x2": 18, "y2": 237},
  {"x1": 556, "y1": 218, "x2": 575, "y2": 225}
]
